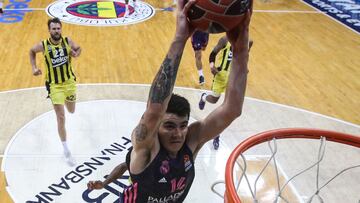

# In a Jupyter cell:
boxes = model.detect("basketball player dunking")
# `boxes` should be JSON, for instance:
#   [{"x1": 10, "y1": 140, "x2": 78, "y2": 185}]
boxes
[{"x1": 86, "y1": 0, "x2": 252, "y2": 202}]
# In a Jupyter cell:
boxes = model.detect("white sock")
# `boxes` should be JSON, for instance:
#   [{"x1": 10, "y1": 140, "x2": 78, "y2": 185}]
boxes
[
  {"x1": 201, "y1": 93, "x2": 208, "y2": 102},
  {"x1": 0, "y1": 2, "x2": 3, "y2": 9},
  {"x1": 198, "y1": 69, "x2": 204, "y2": 77},
  {"x1": 62, "y1": 141, "x2": 71, "y2": 156}
]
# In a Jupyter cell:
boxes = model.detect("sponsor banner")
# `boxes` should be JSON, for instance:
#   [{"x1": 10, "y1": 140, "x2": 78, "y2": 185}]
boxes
[
  {"x1": 302, "y1": 0, "x2": 360, "y2": 34},
  {"x1": 46, "y1": 0, "x2": 155, "y2": 26}
]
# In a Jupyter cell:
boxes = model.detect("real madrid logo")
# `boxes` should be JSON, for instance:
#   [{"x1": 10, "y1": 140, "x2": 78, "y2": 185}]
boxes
[{"x1": 46, "y1": 0, "x2": 155, "y2": 26}]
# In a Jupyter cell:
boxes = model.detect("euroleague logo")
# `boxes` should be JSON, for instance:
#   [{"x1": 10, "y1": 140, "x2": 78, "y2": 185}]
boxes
[{"x1": 46, "y1": 0, "x2": 155, "y2": 26}]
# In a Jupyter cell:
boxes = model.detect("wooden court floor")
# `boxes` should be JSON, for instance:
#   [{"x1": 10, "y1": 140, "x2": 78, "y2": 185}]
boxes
[{"x1": 0, "y1": 0, "x2": 359, "y2": 202}]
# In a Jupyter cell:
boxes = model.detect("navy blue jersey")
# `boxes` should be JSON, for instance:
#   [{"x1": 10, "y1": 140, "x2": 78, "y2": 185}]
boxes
[
  {"x1": 123, "y1": 144, "x2": 195, "y2": 203},
  {"x1": 191, "y1": 31, "x2": 209, "y2": 51}
]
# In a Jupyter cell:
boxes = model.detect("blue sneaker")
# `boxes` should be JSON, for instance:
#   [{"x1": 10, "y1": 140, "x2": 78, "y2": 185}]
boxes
[
  {"x1": 198, "y1": 93, "x2": 206, "y2": 110},
  {"x1": 213, "y1": 136, "x2": 220, "y2": 150},
  {"x1": 199, "y1": 75, "x2": 205, "y2": 85}
]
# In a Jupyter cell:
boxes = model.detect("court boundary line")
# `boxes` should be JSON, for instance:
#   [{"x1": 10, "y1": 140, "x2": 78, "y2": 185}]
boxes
[
  {"x1": 254, "y1": 9, "x2": 323, "y2": 13},
  {"x1": 0, "y1": 99, "x2": 146, "y2": 170},
  {"x1": 0, "y1": 83, "x2": 359, "y2": 128},
  {"x1": 0, "y1": 99, "x2": 197, "y2": 168},
  {"x1": 3, "y1": 8, "x2": 44, "y2": 11}
]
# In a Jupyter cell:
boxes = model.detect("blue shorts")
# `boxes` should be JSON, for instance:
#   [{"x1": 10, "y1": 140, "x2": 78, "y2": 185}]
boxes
[{"x1": 191, "y1": 31, "x2": 209, "y2": 51}]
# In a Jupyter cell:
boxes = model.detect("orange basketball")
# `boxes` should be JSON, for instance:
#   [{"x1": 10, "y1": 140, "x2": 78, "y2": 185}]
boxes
[{"x1": 187, "y1": 0, "x2": 252, "y2": 33}]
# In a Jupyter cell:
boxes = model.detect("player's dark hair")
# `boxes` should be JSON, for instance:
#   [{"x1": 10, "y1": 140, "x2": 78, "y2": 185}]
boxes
[
  {"x1": 166, "y1": 94, "x2": 190, "y2": 119},
  {"x1": 48, "y1": 17, "x2": 62, "y2": 29}
]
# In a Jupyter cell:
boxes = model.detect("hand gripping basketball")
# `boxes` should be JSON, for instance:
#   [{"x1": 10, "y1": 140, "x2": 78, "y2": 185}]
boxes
[{"x1": 187, "y1": 0, "x2": 252, "y2": 33}]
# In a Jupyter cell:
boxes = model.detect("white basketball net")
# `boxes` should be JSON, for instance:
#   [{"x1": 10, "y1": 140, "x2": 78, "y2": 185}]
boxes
[{"x1": 212, "y1": 137, "x2": 360, "y2": 203}]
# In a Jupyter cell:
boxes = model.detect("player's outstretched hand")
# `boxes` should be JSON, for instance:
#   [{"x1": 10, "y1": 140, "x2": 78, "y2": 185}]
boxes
[
  {"x1": 175, "y1": 0, "x2": 197, "y2": 41},
  {"x1": 87, "y1": 180, "x2": 104, "y2": 190},
  {"x1": 226, "y1": 9, "x2": 251, "y2": 52}
]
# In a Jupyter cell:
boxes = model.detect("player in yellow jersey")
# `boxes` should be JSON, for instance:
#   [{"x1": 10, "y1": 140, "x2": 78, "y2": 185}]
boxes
[
  {"x1": 198, "y1": 36, "x2": 253, "y2": 150},
  {"x1": 29, "y1": 17, "x2": 81, "y2": 166}
]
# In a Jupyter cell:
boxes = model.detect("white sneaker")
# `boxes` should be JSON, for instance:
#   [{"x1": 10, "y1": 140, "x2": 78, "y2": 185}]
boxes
[{"x1": 64, "y1": 151, "x2": 76, "y2": 167}]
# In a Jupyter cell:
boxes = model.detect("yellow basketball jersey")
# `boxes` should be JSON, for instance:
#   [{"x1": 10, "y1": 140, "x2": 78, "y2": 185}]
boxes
[
  {"x1": 42, "y1": 37, "x2": 76, "y2": 84},
  {"x1": 215, "y1": 42, "x2": 232, "y2": 72},
  {"x1": 211, "y1": 42, "x2": 232, "y2": 95}
]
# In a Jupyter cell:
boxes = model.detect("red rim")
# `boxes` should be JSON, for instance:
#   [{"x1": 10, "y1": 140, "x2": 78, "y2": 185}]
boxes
[{"x1": 224, "y1": 128, "x2": 360, "y2": 203}]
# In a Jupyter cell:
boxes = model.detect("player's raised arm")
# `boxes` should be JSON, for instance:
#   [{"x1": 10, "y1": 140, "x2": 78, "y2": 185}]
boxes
[
  {"x1": 130, "y1": 0, "x2": 196, "y2": 154},
  {"x1": 223, "y1": 10, "x2": 251, "y2": 115},
  {"x1": 190, "y1": 10, "x2": 252, "y2": 148}
]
